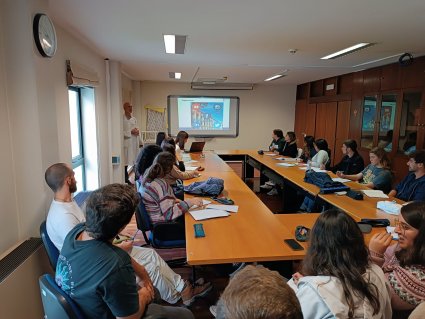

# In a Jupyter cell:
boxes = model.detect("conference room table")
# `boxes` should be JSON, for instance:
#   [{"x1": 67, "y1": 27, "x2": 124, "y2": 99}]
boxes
[{"x1": 182, "y1": 150, "x2": 400, "y2": 266}]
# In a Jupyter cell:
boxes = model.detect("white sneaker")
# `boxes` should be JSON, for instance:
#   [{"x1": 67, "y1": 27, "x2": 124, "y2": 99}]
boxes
[
  {"x1": 265, "y1": 181, "x2": 275, "y2": 186},
  {"x1": 267, "y1": 188, "x2": 279, "y2": 196},
  {"x1": 209, "y1": 305, "x2": 217, "y2": 317},
  {"x1": 260, "y1": 184, "x2": 272, "y2": 190}
]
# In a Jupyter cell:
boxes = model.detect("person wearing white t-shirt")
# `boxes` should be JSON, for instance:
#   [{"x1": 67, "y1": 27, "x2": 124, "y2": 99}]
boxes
[{"x1": 45, "y1": 163, "x2": 211, "y2": 305}]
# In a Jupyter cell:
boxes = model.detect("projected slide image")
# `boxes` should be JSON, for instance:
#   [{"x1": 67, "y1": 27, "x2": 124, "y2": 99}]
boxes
[{"x1": 191, "y1": 102, "x2": 224, "y2": 130}]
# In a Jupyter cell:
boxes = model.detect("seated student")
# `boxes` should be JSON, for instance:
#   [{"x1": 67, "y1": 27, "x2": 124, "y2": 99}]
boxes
[
  {"x1": 161, "y1": 143, "x2": 199, "y2": 184},
  {"x1": 269, "y1": 129, "x2": 285, "y2": 153},
  {"x1": 337, "y1": 147, "x2": 392, "y2": 193},
  {"x1": 175, "y1": 130, "x2": 189, "y2": 151},
  {"x1": 331, "y1": 139, "x2": 365, "y2": 175},
  {"x1": 288, "y1": 209, "x2": 392, "y2": 319},
  {"x1": 135, "y1": 144, "x2": 162, "y2": 182},
  {"x1": 403, "y1": 132, "x2": 417, "y2": 155},
  {"x1": 55, "y1": 183, "x2": 195, "y2": 319},
  {"x1": 155, "y1": 131, "x2": 167, "y2": 146},
  {"x1": 298, "y1": 135, "x2": 317, "y2": 163},
  {"x1": 369, "y1": 201, "x2": 425, "y2": 313},
  {"x1": 45, "y1": 163, "x2": 210, "y2": 305},
  {"x1": 280, "y1": 131, "x2": 298, "y2": 158},
  {"x1": 161, "y1": 136, "x2": 185, "y2": 171},
  {"x1": 140, "y1": 152, "x2": 203, "y2": 239},
  {"x1": 310, "y1": 138, "x2": 330, "y2": 169},
  {"x1": 388, "y1": 151, "x2": 425, "y2": 201},
  {"x1": 214, "y1": 265, "x2": 302, "y2": 319}
]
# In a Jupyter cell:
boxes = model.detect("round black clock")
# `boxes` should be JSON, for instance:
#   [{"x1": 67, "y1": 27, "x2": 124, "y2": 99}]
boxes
[{"x1": 33, "y1": 13, "x2": 57, "y2": 58}]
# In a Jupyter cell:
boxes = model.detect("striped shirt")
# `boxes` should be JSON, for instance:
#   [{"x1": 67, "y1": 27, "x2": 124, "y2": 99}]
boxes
[{"x1": 141, "y1": 178, "x2": 189, "y2": 223}]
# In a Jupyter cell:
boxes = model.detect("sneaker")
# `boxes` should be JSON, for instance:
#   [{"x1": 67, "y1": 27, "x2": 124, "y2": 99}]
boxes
[
  {"x1": 181, "y1": 280, "x2": 212, "y2": 306},
  {"x1": 265, "y1": 181, "x2": 275, "y2": 186},
  {"x1": 267, "y1": 188, "x2": 279, "y2": 196},
  {"x1": 260, "y1": 184, "x2": 272, "y2": 190},
  {"x1": 209, "y1": 305, "x2": 217, "y2": 317},
  {"x1": 229, "y1": 262, "x2": 246, "y2": 278}
]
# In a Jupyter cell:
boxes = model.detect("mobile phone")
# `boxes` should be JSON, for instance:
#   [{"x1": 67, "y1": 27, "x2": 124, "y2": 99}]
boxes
[{"x1": 284, "y1": 239, "x2": 304, "y2": 251}]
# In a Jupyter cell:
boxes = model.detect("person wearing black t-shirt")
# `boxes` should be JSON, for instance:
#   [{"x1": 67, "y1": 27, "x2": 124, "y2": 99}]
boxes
[
  {"x1": 280, "y1": 131, "x2": 298, "y2": 158},
  {"x1": 331, "y1": 139, "x2": 364, "y2": 175}
]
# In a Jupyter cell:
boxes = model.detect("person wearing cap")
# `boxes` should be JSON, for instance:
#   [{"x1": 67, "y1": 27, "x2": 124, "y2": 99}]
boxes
[{"x1": 388, "y1": 151, "x2": 425, "y2": 201}]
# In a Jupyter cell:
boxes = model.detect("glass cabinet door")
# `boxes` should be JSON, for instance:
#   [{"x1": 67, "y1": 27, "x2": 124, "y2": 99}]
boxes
[
  {"x1": 398, "y1": 92, "x2": 422, "y2": 155},
  {"x1": 361, "y1": 96, "x2": 377, "y2": 149},
  {"x1": 377, "y1": 94, "x2": 397, "y2": 152}
]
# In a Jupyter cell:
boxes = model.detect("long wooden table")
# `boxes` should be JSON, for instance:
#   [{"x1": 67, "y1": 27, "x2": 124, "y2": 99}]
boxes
[{"x1": 183, "y1": 151, "x2": 399, "y2": 265}]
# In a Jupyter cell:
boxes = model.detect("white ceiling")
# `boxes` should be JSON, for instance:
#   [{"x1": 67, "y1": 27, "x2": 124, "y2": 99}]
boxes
[{"x1": 48, "y1": 0, "x2": 425, "y2": 85}]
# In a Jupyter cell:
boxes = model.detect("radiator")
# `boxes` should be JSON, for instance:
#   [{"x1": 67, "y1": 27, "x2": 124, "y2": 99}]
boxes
[{"x1": 0, "y1": 238, "x2": 51, "y2": 318}]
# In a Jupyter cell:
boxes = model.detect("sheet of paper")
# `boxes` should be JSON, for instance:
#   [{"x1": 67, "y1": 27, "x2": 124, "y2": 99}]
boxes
[
  {"x1": 299, "y1": 166, "x2": 308, "y2": 170},
  {"x1": 332, "y1": 177, "x2": 351, "y2": 183},
  {"x1": 184, "y1": 160, "x2": 199, "y2": 164},
  {"x1": 190, "y1": 199, "x2": 212, "y2": 210},
  {"x1": 276, "y1": 163, "x2": 297, "y2": 167},
  {"x1": 189, "y1": 209, "x2": 230, "y2": 221},
  {"x1": 185, "y1": 166, "x2": 198, "y2": 171},
  {"x1": 362, "y1": 190, "x2": 389, "y2": 198},
  {"x1": 274, "y1": 157, "x2": 285, "y2": 160},
  {"x1": 311, "y1": 167, "x2": 327, "y2": 173},
  {"x1": 386, "y1": 226, "x2": 399, "y2": 240},
  {"x1": 265, "y1": 153, "x2": 276, "y2": 156},
  {"x1": 206, "y1": 204, "x2": 239, "y2": 213}
]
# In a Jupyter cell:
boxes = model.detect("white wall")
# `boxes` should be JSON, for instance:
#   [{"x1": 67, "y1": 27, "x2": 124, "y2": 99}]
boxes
[
  {"x1": 139, "y1": 81, "x2": 297, "y2": 150},
  {"x1": 0, "y1": 0, "x2": 116, "y2": 256}
]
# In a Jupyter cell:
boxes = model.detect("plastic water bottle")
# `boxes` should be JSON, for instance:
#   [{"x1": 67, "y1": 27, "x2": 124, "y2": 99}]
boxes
[{"x1": 307, "y1": 160, "x2": 312, "y2": 171}]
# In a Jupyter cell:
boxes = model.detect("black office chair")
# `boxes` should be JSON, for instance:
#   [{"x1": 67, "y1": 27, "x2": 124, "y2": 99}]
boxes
[
  {"x1": 135, "y1": 196, "x2": 186, "y2": 249},
  {"x1": 39, "y1": 274, "x2": 85, "y2": 319},
  {"x1": 40, "y1": 221, "x2": 60, "y2": 270}
]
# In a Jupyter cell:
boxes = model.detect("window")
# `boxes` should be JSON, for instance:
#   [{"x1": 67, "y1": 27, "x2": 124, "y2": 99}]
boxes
[{"x1": 68, "y1": 88, "x2": 86, "y2": 191}]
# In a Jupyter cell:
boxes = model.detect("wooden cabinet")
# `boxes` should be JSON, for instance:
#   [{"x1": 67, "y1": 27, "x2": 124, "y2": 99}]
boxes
[{"x1": 294, "y1": 100, "x2": 316, "y2": 140}]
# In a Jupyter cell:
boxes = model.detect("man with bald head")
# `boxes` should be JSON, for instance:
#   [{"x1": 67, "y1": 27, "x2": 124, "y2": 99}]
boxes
[{"x1": 123, "y1": 102, "x2": 142, "y2": 183}]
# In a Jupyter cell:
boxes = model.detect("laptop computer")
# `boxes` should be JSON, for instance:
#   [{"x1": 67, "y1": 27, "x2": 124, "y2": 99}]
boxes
[{"x1": 187, "y1": 141, "x2": 205, "y2": 153}]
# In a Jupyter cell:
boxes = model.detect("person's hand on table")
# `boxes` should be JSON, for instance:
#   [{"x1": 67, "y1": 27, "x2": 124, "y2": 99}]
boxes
[
  {"x1": 369, "y1": 232, "x2": 392, "y2": 255},
  {"x1": 188, "y1": 197, "x2": 203, "y2": 207}
]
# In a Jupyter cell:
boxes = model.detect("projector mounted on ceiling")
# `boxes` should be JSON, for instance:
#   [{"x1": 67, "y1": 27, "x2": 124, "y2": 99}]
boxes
[{"x1": 191, "y1": 82, "x2": 254, "y2": 90}]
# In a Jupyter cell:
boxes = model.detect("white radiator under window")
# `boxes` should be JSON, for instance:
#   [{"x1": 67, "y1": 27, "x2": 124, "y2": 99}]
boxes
[{"x1": 0, "y1": 238, "x2": 51, "y2": 318}]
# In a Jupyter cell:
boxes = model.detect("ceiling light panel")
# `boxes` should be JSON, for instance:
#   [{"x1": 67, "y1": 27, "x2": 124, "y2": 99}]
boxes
[
  {"x1": 321, "y1": 43, "x2": 375, "y2": 60},
  {"x1": 163, "y1": 34, "x2": 187, "y2": 54}
]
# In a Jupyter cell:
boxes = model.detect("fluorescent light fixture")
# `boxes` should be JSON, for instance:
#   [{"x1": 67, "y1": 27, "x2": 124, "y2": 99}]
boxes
[
  {"x1": 321, "y1": 43, "x2": 374, "y2": 60},
  {"x1": 163, "y1": 34, "x2": 187, "y2": 54},
  {"x1": 169, "y1": 72, "x2": 182, "y2": 79},
  {"x1": 264, "y1": 70, "x2": 288, "y2": 82},
  {"x1": 352, "y1": 53, "x2": 402, "y2": 68}
]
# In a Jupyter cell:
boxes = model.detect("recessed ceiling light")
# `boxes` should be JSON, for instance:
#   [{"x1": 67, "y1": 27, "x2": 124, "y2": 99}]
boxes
[
  {"x1": 163, "y1": 34, "x2": 187, "y2": 54},
  {"x1": 321, "y1": 43, "x2": 374, "y2": 60},
  {"x1": 169, "y1": 72, "x2": 182, "y2": 79}
]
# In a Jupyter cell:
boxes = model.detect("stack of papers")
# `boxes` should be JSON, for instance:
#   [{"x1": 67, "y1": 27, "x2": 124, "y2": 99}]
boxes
[
  {"x1": 276, "y1": 163, "x2": 297, "y2": 167},
  {"x1": 362, "y1": 190, "x2": 389, "y2": 198},
  {"x1": 332, "y1": 177, "x2": 351, "y2": 183},
  {"x1": 189, "y1": 209, "x2": 230, "y2": 221},
  {"x1": 206, "y1": 204, "x2": 239, "y2": 212}
]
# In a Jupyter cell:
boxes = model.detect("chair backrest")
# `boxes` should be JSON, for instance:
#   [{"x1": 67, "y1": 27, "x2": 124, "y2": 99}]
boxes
[
  {"x1": 134, "y1": 193, "x2": 153, "y2": 244},
  {"x1": 39, "y1": 274, "x2": 85, "y2": 319},
  {"x1": 40, "y1": 221, "x2": 59, "y2": 270}
]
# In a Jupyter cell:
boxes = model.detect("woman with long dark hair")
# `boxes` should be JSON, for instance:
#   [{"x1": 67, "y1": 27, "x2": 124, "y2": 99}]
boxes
[
  {"x1": 369, "y1": 201, "x2": 425, "y2": 313},
  {"x1": 140, "y1": 152, "x2": 202, "y2": 227},
  {"x1": 175, "y1": 131, "x2": 189, "y2": 151},
  {"x1": 134, "y1": 144, "x2": 162, "y2": 181},
  {"x1": 298, "y1": 135, "x2": 316, "y2": 163},
  {"x1": 288, "y1": 209, "x2": 391, "y2": 318},
  {"x1": 331, "y1": 139, "x2": 364, "y2": 175}
]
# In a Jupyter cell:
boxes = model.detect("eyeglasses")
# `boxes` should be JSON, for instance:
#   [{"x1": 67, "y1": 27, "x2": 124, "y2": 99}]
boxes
[{"x1": 394, "y1": 218, "x2": 413, "y2": 234}]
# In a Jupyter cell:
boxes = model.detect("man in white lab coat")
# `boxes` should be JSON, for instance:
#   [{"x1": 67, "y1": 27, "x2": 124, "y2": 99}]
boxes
[{"x1": 123, "y1": 102, "x2": 142, "y2": 183}]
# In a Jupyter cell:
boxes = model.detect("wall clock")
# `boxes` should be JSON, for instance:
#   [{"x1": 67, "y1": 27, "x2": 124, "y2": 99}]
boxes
[{"x1": 33, "y1": 13, "x2": 57, "y2": 58}]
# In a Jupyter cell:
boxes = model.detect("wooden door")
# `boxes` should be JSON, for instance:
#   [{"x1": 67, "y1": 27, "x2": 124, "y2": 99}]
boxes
[
  {"x1": 315, "y1": 102, "x2": 337, "y2": 164},
  {"x1": 334, "y1": 101, "x2": 351, "y2": 165}
]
